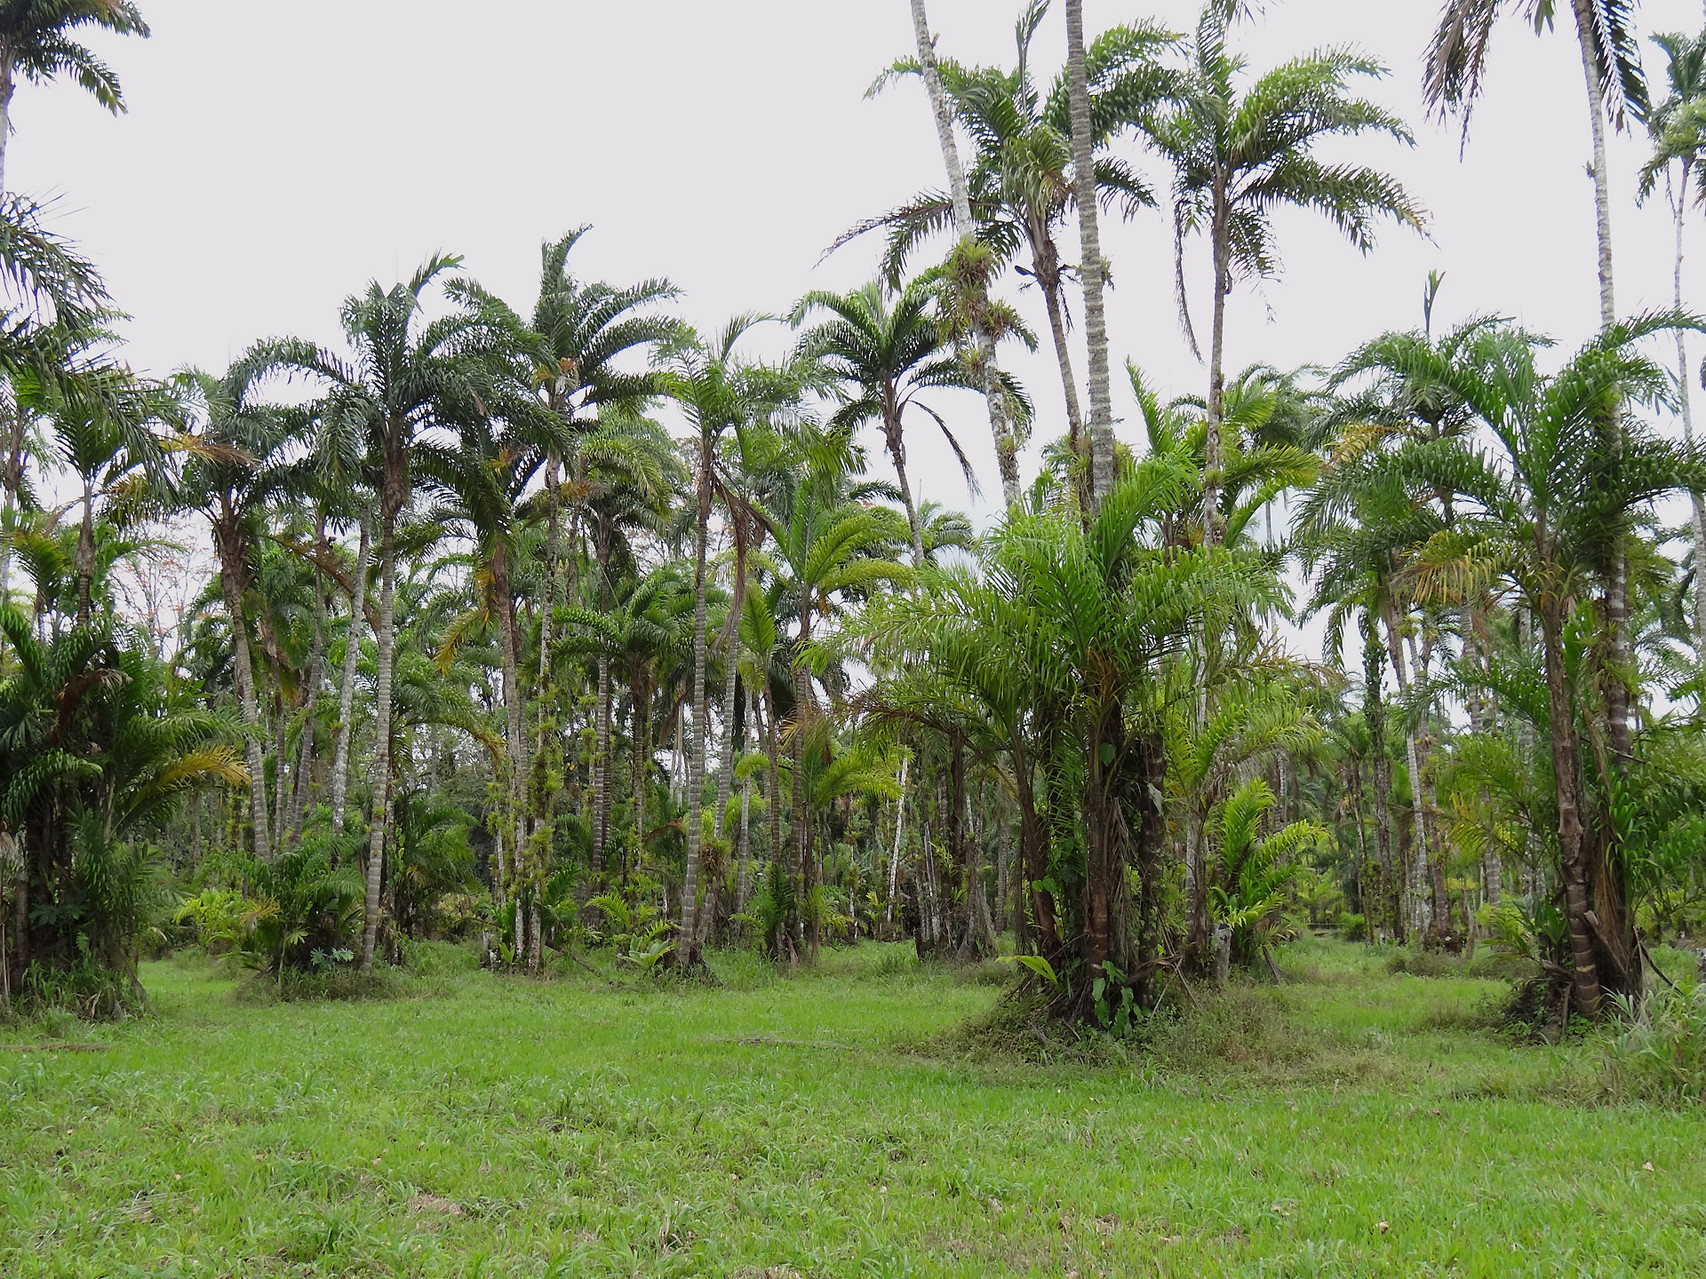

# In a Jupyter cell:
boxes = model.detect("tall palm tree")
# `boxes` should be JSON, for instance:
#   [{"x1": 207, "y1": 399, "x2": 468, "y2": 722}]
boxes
[
  {"x1": 864, "y1": 3, "x2": 1177, "y2": 488},
  {"x1": 1425, "y1": 0, "x2": 1646, "y2": 331},
  {"x1": 460, "y1": 229, "x2": 678, "y2": 884},
  {"x1": 0, "y1": 0, "x2": 148, "y2": 193},
  {"x1": 1640, "y1": 24, "x2": 1706, "y2": 665},
  {"x1": 1064, "y1": 0, "x2": 1114, "y2": 505},
  {"x1": 1351, "y1": 313, "x2": 1700, "y2": 1017},
  {"x1": 760, "y1": 465, "x2": 912, "y2": 960},
  {"x1": 251, "y1": 255, "x2": 504, "y2": 973},
  {"x1": 416, "y1": 387, "x2": 564, "y2": 966},
  {"x1": 905, "y1": 0, "x2": 1021, "y2": 508},
  {"x1": 657, "y1": 318, "x2": 804, "y2": 967},
  {"x1": 1150, "y1": 2, "x2": 1423, "y2": 545},
  {"x1": 1423, "y1": 0, "x2": 1649, "y2": 761},
  {"x1": 173, "y1": 363, "x2": 300, "y2": 860},
  {"x1": 791, "y1": 279, "x2": 982, "y2": 566}
]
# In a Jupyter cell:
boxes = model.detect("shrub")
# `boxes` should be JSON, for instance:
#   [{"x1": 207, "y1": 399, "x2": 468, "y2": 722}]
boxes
[
  {"x1": 1603, "y1": 988, "x2": 1706, "y2": 1105},
  {"x1": 18, "y1": 955, "x2": 139, "y2": 1021}
]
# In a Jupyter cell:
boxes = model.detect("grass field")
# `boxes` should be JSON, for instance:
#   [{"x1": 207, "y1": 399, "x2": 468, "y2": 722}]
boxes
[{"x1": 3, "y1": 939, "x2": 1705, "y2": 1277}]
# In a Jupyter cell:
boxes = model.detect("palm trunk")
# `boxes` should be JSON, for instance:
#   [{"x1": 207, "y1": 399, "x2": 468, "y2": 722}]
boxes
[
  {"x1": 329, "y1": 515, "x2": 371, "y2": 833},
  {"x1": 217, "y1": 528, "x2": 271, "y2": 860},
  {"x1": 358, "y1": 507, "x2": 399, "y2": 974},
  {"x1": 888, "y1": 756, "x2": 909, "y2": 928},
  {"x1": 886, "y1": 411, "x2": 928, "y2": 569},
  {"x1": 908, "y1": 0, "x2": 1021, "y2": 506},
  {"x1": 1034, "y1": 233, "x2": 1086, "y2": 461},
  {"x1": 1541, "y1": 591, "x2": 1601, "y2": 1018},
  {"x1": 630, "y1": 672, "x2": 648, "y2": 890},
  {"x1": 1364, "y1": 615, "x2": 1398, "y2": 940},
  {"x1": 736, "y1": 772, "x2": 753, "y2": 915},
  {"x1": 677, "y1": 451, "x2": 712, "y2": 966},
  {"x1": 75, "y1": 483, "x2": 95, "y2": 625},
  {"x1": 0, "y1": 53, "x2": 14, "y2": 197},
  {"x1": 593, "y1": 655, "x2": 611, "y2": 872},
  {"x1": 1065, "y1": 0, "x2": 1114, "y2": 506},
  {"x1": 287, "y1": 522, "x2": 329, "y2": 846},
  {"x1": 1383, "y1": 603, "x2": 1433, "y2": 942},
  {"x1": 713, "y1": 558, "x2": 747, "y2": 839},
  {"x1": 763, "y1": 681, "x2": 782, "y2": 934},
  {"x1": 1569, "y1": 0, "x2": 1633, "y2": 766},
  {"x1": 492, "y1": 536, "x2": 527, "y2": 925},
  {"x1": 591, "y1": 516, "x2": 613, "y2": 875},
  {"x1": 1672, "y1": 171, "x2": 1706, "y2": 667},
  {"x1": 1203, "y1": 180, "x2": 1231, "y2": 546},
  {"x1": 713, "y1": 658, "x2": 738, "y2": 842}
]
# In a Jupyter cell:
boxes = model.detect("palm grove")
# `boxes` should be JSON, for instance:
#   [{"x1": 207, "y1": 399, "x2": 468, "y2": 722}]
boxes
[{"x1": 1, "y1": 0, "x2": 1703, "y2": 1036}]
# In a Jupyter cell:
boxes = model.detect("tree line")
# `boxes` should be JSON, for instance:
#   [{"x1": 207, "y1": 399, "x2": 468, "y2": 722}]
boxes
[{"x1": 1, "y1": 0, "x2": 1703, "y2": 1033}]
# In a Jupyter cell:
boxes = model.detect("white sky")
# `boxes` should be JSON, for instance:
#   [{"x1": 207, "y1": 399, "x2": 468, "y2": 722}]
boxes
[{"x1": 15, "y1": 0, "x2": 1706, "y2": 538}]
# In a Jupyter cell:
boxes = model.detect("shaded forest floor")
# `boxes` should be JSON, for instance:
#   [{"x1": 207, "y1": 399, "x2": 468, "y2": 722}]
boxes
[{"x1": 3, "y1": 939, "x2": 1705, "y2": 1276}]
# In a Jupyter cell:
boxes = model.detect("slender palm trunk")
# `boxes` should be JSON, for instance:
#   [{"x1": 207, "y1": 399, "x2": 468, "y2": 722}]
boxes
[
  {"x1": 75, "y1": 484, "x2": 95, "y2": 625},
  {"x1": 591, "y1": 515, "x2": 613, "y2": 875},
  {"x1": 1384, "y1": 607, "x2": 1433, "y2": 943},
  {"x1": 630, "y1": 673, "x2": 647, "y2": 890},
  {"x1": 736, "y1": 772, "x2": 753, "y2": 915},
  {"x1": 1364, "y1": 616, "x2": 1398, "y2": 940},
  {"x1": 713, "y1": 645, "x2": 739, "y2": 842},
  {"x1": 1065, "y1": 0, "x2": 1114, "y2": 506},
  {"x1": 329, "y1": 515, "x2": 371, "y2": 833},
  {"x1": 886, "y1": 411, "x2": 927, "y2": 569},
  {"x1": 0, "y1": 53, "x2": 14, "y2": 197},
  {"x1": 1033, "y1": 232, "x2": 1086, "y2": 458},
  {"x1": 1568, "y1": 0, "x2": 1633, "y2": 767},
  {"x1": 1204, "y1": 181, "x2": 1231, "y2": 546},
  {"x1": 492, "y1": 536, "x2": 527, "y2": 929},
  {"x1": 908, "y1": 0, "x2": 1021, "y2": 506},
  {"x1": 763, "y1": 680, "x2": 783, "y2": 942},
  {"x1": 1541, "y1": 590, "x2": 1601, "y2": 1018},
  {"x1": 287, "y1": 521, "x2": 329, "y2": 846},
  {"x1": 677, "y1": 452, "x2": 712, "y2": 966},
  {"x1": 887, "y1": 755, "x2": 909, "y2": 928},
  {"x1": 217, "y1": 528, "x2": 271, "y2": 860},
  {"x1": 1672, "y1": 173, "x2": 1706, "y2": 666},
  {"x1": 359, "y1": 505, "x2": 399, "y2": 974}
]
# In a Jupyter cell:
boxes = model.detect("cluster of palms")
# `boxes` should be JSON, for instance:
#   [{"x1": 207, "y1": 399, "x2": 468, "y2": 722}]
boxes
[{"x1": 3, "y1": 0, "x2": 1706, "y2": 1033}]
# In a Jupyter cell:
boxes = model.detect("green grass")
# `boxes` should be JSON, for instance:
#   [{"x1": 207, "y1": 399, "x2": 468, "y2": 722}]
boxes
[{"x1": 3, "y1": 938, "x2": 1706, "y2": 1277}]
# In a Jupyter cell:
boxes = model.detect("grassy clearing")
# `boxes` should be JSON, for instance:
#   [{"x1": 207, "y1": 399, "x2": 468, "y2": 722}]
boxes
[{"x1": 3, "y1": 939, "x2": 1705, "y2": 1277}]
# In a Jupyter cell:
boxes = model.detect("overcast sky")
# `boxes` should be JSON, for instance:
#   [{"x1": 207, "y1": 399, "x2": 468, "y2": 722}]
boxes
[{"x1": 15, "y1": 0, "x2": 1706, "y2": 525}]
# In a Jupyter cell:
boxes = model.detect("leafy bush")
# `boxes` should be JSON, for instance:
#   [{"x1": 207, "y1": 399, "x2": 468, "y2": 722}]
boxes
[
  {"x1": 180, "y1": 842, "x2": 364, "y2": 977},
  {"x1": 586, "y1": 892, "x2": 672, "y2": 971}
]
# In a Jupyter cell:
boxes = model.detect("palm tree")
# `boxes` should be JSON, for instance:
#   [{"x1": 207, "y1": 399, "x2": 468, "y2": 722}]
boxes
[
  {"x1": 173, "y1": 363, "x2": 301, "y2": 860},
  {"x1": 864, "y1": 4, "x2": 1177, "y2": 489},
  {"x1": 0, "y1": 608, "x2": 241, "y2": 995},
  {"x1": 791, "y1": 279, "x2": 982, "y2": 566},
  {"x1": 760, "y1": 465, "x2": 912, "y2": 959},
  {"x1": 415, "y1": 388, "x2": 564, "y2": 966},
  {"x1": 460, "y1": 229, "x2": 679, "y2": 886},
  {"x1": 37, "y1": 358, "x2": 170, "y2": 625},
  {"x1": 1424, "y1": 0, "x2": 1646, "y2": 332},
  {"x1": 657, "y1": 318, "x2": 804, "y2": 967},
  {"x1": 1150, "y1": 2, "x2": 1423, "y2": 545},
  {"x1": 1064, "y1": 0, "x2": 1114, "y2": 505},
  {"x1": 905, "y1": 0, "x2": 1021, "y2": 508},
  {"x1": 251, "y1": 255, "x2": 505, "y2": 973},
  {"x1": 1640, "y1": 24, "x2": 1706, "y2": 665},
  {"x1": 0, "y1": 0, "x2": 149, "y2": 193},
  {"x1": 1351, "y1": 313, "x2": 1701, "y2": 1017},
  {"x1": 1424, "y1": 0, "x2": 1649, "y2": 761}
]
